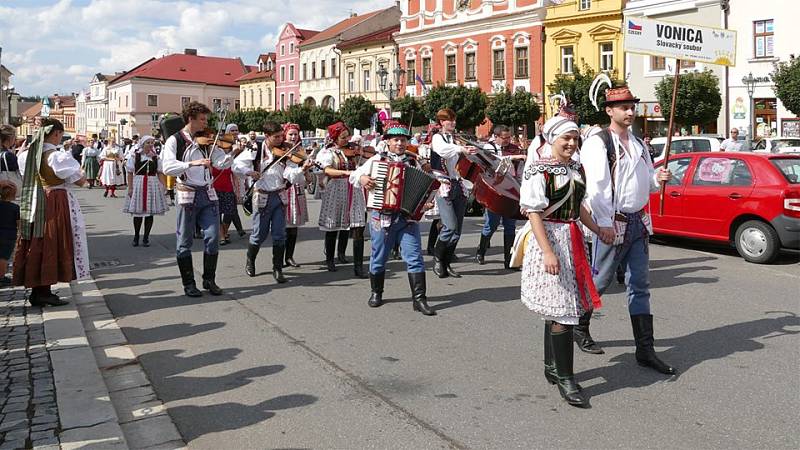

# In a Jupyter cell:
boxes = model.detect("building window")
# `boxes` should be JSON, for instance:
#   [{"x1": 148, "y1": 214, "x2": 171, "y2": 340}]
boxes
[
  {"x1": 561, "y1": 46, "x2": 574, "y2": 74},
  {"x1": 348, "y1": 71, "x2": 355, "y2": 92},
  {"x1": 258, "y1": 89, "x2": 263, "y2": 107},
  {"x1": 280, "y1": 94, "x2": 285, "y2": 110},
  {"x1": 290, "y1": 43, "x2": 294, "y2": 54},
  {"x1": 650, "y1": 56, "x2": 666, "y2": 71},
  {"x1": 680, "y1": 60, "x2": 696, "y2": 69},
  {"x1": 267, "y1": 88, "x2": 272, "y2": 106},
  {"x1": 125, "y1": 96, "x2": 128, "y2": 108},
  {"x1": 321, "y1": 61, "x2": 326, "y2": 78},
  {"x1": 250, "y1": 90, "x2": 254, "y2": 107},
  {"x1": 406, "y1": 59, "x2": 416, "y2": 85},
  {"x1": 422, "y1": 57, "x2": 432, "y2": 83},
  {"x1": 234, "y1": 100, "x2": 240, "y2": 110},
  {"x1": 363, "y1": 69, "x2": 371, "y2": 91},
  {"x1": 259, "y1": 62, "x2": 264, "y2": 72},
  {"x1": 280, "y1": 44, "x2": 285, "y2": 56},
  {"x1": 493, "y1": 49, "x2": 505, "y2": 79},
  {"x1": 280, "y1": 66, "x2": 285, "y2": 82},
  {"x1": 579, "y1": 0, "x2": 591, "y2": 10},
  {"x1": 289, "y1": 93, "x2": 294, "y2": 105},
  {"x1": 599, "y1": 42, "x2": 613, "y2": 71},
  {"x1": 754, "y1": 19, "x2": 774, "y2": 58},
  {"x1": 446, "y1": 54, "x2": 456, "y2": 82},
  {"x1": 289, "y1": 64, "x2": 295, "y2": 81},
  {"x1": 465, "y1": 52, "x2": 476, "y2": 80},
  {"x1": 312, "y1": 62, "x2": 316, "y2": 79},
  {"x1": 181, "y1": 96, "x2": 191, "y2": 107},
  {"x1": 515, "y1": 47, "x2": 529, "y2": 78},
  {"x1": 302, "y1": 63, "x2": 307, "y2": 80},
  {"x1": 212, "y1": 98, "x2": 222, "y2": 111}
]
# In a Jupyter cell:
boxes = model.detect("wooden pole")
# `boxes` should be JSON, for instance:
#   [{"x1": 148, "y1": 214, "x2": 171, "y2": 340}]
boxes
[{"x1": 659, "y1": 61, "x2": 682, "y2": 216}]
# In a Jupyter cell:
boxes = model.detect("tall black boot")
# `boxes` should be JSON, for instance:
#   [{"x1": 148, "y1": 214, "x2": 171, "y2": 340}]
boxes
[
  {"x1": 29, "y1": 286, "x2": 69, "y2": 307},
  {"x1": 574, "y1": 311, "x2": 604, "y2": 354},
  {"x1": 201, "y1": 253, "x2": 223, "y2": 295},
  {"x1": 352, "y1": 238, "x2": 368, "y2": 279},
  {"x1": 324, "y1": 231, "x2": 337, "y2": 272},
  {"x1": 284, "y1": 227, "x2": 300, "y2": 267},
  {"x1": 503, "y1": 234, "x2": 517, "y2": 270},
  {"x1": 631, "y1": 314, "x2": 676, "y2": 375},
  {"x1": 272, "y1": 242, "x2": 288, "y2": 283},
  {"x1": 246, "y1": 244, "x2": 259, "y2": 277},
  {"x1": 368, "y1": 272, "x2": 385, "y2": 307},
  {"x1": 427, "y1": 220, "x2": 439, "y2": 256},
  {"x1": 337, "y1": 230, "x2": 349, "y2": 264},
  {"x1": 177, "y1": 255, "x2": 202, "y2": 297},
  {"x1": 142, "y1": 216, "x2": 153, "y2": 247},
  {"x1": 543, "y1": 321, "x2": 557, "y2": 385},
  {"x1": 551, "y1": 325, "x2": 589, "y2": 408},
  {"x1": 475, "y1": 234, "x2": 490, "y2": 265},
  {"x1": 432, "y1": 239, "x2": 448, "y2": 279},
  {"x1": 132, "y1": 217, "x2": 142, "y2": 246},
  {"x1": 445, "y1": 242, "x2": 461, "y2": 278},
  {"x1": 408, "y1": 272, "x2": 435, "y2": 316}
]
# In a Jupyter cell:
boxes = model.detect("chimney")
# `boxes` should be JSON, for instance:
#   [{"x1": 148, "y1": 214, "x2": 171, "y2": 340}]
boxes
[
  {"x1": 184, "y1": 48, "x2": 198, "y2": 56},
  {"x1": 350, "y1": 12, "x2": 357, "y2": 17}
]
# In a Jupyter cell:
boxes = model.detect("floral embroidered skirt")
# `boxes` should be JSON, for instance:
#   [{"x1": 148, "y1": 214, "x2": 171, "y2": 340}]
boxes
[
  {"x1": 285, "y1": 185, "x2": 308, "y2": 227},
  {"x1": 318, "y1": 178, "x2": 366, "y2": 231}
]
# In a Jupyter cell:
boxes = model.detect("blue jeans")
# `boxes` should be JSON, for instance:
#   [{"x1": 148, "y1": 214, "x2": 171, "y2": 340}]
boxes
[
  {"x1": 481, "y1": 210, "x2": 517, "y2": 238},
  {"x1": 435, "y1": 181, "x2": 466, "y2": 245},
  {"x1": 592, "y1": 213, "x2": 651, "y2": 315},
  {"x1": 176, "y1": 187, "x2": 219, "y2": 258},
  {"x1": 249, "y1": 192, "x2": 286, "y2": 247},
  {"x1": 368, "y1": 211, "x2": 425, "y2": 274}
]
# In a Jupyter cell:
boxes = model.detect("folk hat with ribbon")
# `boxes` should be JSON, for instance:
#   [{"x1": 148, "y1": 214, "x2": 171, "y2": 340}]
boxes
[
  {"x1": 326, "y1": 121, "x2": 349, "y2": 142},
  {"x1": 283, "y1": 123, "x2": 300, "y2": 134},
  {"x1": 383, "y1": 122, "x2": 411, "y2": 139},
  {"x1": 602, "y1": 86, "x2": 640, "y2": 107}
]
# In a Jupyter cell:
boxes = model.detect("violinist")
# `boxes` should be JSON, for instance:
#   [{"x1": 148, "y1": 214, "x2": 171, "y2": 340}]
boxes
[
  {"x1": 282, "y1": 123, "x2": 312, "y2": 268},
  {"x1": 429, "y1": 108, "x2": 478, "y2": 279},
  {"x1": 162, "y1": 101, "x2": 237, "y2": 298},
  {"x1": 350, "y1": 123, "x2": 436, "y2": 316},
  {"x1": 234, "y1": 121, "x2": 311, "y2": 284},
  {"x1": 316, "y1": 121, "x2": 368, "y2": 277}
]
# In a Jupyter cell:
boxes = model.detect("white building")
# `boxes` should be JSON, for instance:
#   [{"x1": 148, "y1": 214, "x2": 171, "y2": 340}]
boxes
[
  {"x1": 727, "y1": 0, "x2": 799, "y2": 139},
  {"x1": 624, "y1": 0, "x2": 727, "y2": 137},
  {"x1": 86, "y1": 73, "x2": 115, "y2": 139},
  {"x1": 76, "y1": 90, "x2": 87, "y2": 137}
]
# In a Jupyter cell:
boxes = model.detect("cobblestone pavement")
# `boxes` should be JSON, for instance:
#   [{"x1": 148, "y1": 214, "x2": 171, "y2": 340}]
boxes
[{"x1": 0, "y1": 286, "x2": 60, "y2": 450}]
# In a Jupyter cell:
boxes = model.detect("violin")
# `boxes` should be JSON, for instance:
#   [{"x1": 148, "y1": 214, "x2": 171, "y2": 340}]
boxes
[
  {"x1": 272, "y1": 142, "x2": 309, "y2": 165},
  {"x1": 194, "y1": 128, "x2": 237, "y2": 150}
]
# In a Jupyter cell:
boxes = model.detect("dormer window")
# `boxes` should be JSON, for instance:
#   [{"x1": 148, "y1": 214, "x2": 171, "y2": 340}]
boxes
[{"x1": 259, "y1": 62, "x2": 264, "y2": 72}]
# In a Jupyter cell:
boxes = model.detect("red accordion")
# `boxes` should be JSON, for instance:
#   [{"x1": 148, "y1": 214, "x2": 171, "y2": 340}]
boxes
[{"x1": 367, "y1": 160, "x2": 440, "y2": 221}]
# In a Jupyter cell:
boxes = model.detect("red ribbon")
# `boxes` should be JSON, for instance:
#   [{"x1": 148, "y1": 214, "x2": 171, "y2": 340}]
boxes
[
  {"x1": 142, "y1": 174, "x2": 148, "y2": 213},
  {"x1": 569, "y1": 222, "x2": 602, "y2": 312}
]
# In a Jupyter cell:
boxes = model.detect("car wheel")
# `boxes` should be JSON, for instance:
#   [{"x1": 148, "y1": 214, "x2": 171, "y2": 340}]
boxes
[{"x1": 734, "y1": 220, "x2": 780, "y2": 264}]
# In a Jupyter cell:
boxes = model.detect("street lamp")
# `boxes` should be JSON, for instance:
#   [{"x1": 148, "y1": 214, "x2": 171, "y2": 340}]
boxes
[
  {"x1": 377, "y1": 63, "x2": 405, "y2": 101},
  {"x1": 742, "y1": 72, "x2": 757, "y2": 150}
]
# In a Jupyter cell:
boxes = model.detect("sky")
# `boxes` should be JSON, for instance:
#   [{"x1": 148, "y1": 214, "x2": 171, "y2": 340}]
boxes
[{"x1": 0, "y1": 0, "x2": 394, "y2": 96}]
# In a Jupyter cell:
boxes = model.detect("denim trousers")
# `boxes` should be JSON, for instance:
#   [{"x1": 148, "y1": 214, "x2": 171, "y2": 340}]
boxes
[
  {"x1": 434, "y1": 181, "x2": 466, "y2": 245},
  {"x1": 176, "y1": 187, "x2": 219, "y2": 258},
  {"x1": 249, "y1": 192, "x2": 286, "y2": 247},
  {"x1": 481, "y1": 210, "x2": 517, "y2": 238},
  {"x1": 368, "y1": 211, "x2": 425, "y2": 274}
]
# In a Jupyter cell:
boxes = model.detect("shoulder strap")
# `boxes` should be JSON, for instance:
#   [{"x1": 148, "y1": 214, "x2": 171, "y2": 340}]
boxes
[{"x1": 599, "y1": 128, "x2": 618, "y2": 206}]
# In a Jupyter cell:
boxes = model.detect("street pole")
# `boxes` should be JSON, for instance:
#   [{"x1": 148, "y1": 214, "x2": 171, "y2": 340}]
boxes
[{"x1": 659, "y1": 60, "x2": 681, "y2": 216}]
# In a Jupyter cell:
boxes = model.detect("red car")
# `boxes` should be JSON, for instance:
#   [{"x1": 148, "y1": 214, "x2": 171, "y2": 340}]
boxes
[{"x1": 650, "y1": 152, "x2": 800, "y2": 263}]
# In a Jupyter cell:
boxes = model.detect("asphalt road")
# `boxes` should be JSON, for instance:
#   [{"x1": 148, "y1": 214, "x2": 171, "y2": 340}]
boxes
[{"x1": 77, "y1": 187, "x2": 799, "y2": 449}]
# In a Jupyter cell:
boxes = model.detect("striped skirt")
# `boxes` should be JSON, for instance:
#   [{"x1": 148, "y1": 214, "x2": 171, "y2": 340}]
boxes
[
  {"x1": 123, "y1": 174, "x2": 169, "y2": 217},
  {"x1": 285, "y1": 185, "x2": 308, "y2": 227}
]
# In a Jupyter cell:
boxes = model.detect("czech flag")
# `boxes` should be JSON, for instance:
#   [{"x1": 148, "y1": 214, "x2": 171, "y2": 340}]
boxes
[{"x1": 628, "y1": 20, "x2": 642, "y2": 31}]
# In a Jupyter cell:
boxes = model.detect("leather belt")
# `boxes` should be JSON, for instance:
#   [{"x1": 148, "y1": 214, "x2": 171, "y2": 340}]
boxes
[
  {"x1": 614, "y1": 209, "x2": 645, "y2": 223},
  {"x1": 257, "y1": 188, "x2": 283, "y2": 194}
]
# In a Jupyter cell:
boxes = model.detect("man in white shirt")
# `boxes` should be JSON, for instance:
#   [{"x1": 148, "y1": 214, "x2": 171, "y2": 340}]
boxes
[
  {"x1": 162, "y1": 101, "x2": 236, "y2": 297},
  {"x1": 720, "y1": 128, "x2": 744, "y2": 152},
  {"x1": 430, "y1": 108, "x2": 478, "y2": 278},
  {"x1": 581, "y1": 86, "x2": 676, "y2": 375}
]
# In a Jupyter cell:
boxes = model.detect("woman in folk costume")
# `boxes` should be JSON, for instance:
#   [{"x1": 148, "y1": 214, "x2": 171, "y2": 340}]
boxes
[
  {"x1": 518, "y1": 115, "x2": 609, "y2": 408},
  {"x1": 282, "y1": 122, "x2": 312, "y2": 268},
  {"x1": 123, "y1": 135, "x2": 169, "y2": 247},
  {"x1": 81, "y1": 135, "x2": 102, "y2": 188},
  {"x1": 99, "y1": 140, "x2": 124, "y2": 197},
  {"x1": 213, "y1": 123, "x2": 244, "y2": 246},
  {"x1": 13, "y1": 118, "x2": 90, "y2": 306},
  {"x1": 316, "y1": 121, "x2": 367, "y2": 277}
]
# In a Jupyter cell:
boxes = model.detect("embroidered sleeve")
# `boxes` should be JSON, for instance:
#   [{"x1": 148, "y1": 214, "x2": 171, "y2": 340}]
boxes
[{"x1": 519, "y1": 169, "x2": 548, "y2": 213}]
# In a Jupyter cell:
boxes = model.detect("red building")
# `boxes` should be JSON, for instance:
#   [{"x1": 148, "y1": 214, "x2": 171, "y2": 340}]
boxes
[
  {"x1": 395, "y1": 0, "x2": 545, "y2": 118},
  {"x1": 274, "y1": 23, "x2": 319, "y2": 110}
]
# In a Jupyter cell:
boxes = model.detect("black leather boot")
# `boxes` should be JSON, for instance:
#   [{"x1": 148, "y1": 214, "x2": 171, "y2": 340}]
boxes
[
  {"x1": 337, "y1": 230, "x2": 349, "y2": 264},
  {"x1": 631, "y1": 314, "x2": 676, "y2": 375},
  {"x1": 177, "y1": 255, "x2": 202, "y2": 297},
  {"x1": 29, "y1": 286, "x2": 69, "y2": 307},
  {"x1": 503, "y1": 234, "x2": 518, "y2": 270},
  {"x1": 427, "y1": 220, "x2": 439, "y2": 256},
  {"x1": 408, "y1": 272, "x2": 435, "y2": 316},
  {"x1": 432, "y1": 240, "x2": 448, "y2": 278},
  {"x1": 368, "y1": 272, "x2": 385, "y2": 307},
  {"x1": 475, "y1": 234, "x2": 490, "y2": 265},
  {"x1": 246, "y1": 244, "x2": 259, "y2": 277},
  {"x1": 272, "y1": 243, "x2": 288, "y2": 283},
  {"x1": 201, "y1": 253, "x2": 223, "y2": 295},
  {"x1": 574, "y1": 311, "x2": 604, "y2": 354},
  {"x1": 445, "y1": 242, "x2": 461, "y2": 278},
  {"x1": 543, "y1": 321, "x2": 557, "y2": 385},
  {"x1": 551, "y1": 325, "x2": 589, "y2": 408},
  {"x1": 353, "y1": 238, "x2": 368, "y2": 279},
  {"x1": 324, "y1": 231, "x2": 337, "y2": 272},
  {"x1": 284, "y1": 227, "x2": 300, "y2": 268}
]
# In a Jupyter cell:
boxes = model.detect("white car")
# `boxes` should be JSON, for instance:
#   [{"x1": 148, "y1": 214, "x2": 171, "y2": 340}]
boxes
[
  {"x1": 650, "y1": 136, "x2": 722, "y2": 162},
  {"x1": 752, "y1": 137, "x2": 800, "y2": 154}
]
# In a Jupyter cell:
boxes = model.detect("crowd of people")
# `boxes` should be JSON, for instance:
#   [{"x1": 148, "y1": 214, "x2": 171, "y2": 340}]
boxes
[{"x1": 0, "y1": 79, "x2": 678, "y2": 408}]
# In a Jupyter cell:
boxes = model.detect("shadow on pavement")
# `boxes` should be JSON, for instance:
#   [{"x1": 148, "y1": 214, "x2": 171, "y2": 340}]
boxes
[{"x1": 121, "y1": 322, "x2": 226, "y2": 345}]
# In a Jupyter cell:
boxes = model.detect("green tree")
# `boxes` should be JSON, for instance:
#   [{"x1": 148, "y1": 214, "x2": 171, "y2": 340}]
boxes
[
  {"x1": 390, "y1": 95, "x2": 427, "y2": 126},
  {"x1": 224, "y1": 109, "x2": 250, "y2": 132},
  {"x1": 310, "y1": 106, "x2": 337, "y2": 130},
  {"x1": 772, "y1": 56, "x2": 800, "y2": 115},
  {"x1": 655, "y1": 70, "x2": 722, "y2": 128},
  {"x1": 422, "y1": 84, "x2": 488, "y2": 130},
  {"x1": 283, "y1": 104, "x2": 314, "y2": 131},
  {"x1": 243, "y1": 108, "x2": 273, "y2": 132},
  {"x1": 548, "y1": 64, "x2": 621, "y2": 126},
  {"x1": 485, "y1": 88, "x2": 541, "y2": 130},
  {"x1": 338, "y1": 96, "x2": 376, "y2": 131}
]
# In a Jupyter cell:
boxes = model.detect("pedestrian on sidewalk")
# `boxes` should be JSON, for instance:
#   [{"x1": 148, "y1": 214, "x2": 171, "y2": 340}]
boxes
[
  {"x1": 13, "y1": 117, "x2": 90, "y2": 306},
  {"x1": 123, "y1": 135, "x2": 169, "y2": 247},
  {"x1": 0, "y1": 180, "x2": 19, "y2": 286}
]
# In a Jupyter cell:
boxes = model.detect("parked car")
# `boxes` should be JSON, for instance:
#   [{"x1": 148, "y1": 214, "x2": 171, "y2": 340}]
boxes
[
  {"x1": 650, "y1": 152, "x2": 800, "y2": 263},
  {"x1": 752, "y1": 137, "x2": 800, "y2": 154},
  {"x1": 650, "y1": 136, "x2": 721, "y2": 162}
]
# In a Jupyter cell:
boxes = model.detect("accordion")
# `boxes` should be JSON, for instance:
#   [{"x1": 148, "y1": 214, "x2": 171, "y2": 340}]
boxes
[{"x1": 367, "y1": 160, "x2": 440, "y2": 221}]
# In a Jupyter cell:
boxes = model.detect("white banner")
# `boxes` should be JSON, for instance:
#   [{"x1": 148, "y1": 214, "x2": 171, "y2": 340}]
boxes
[{"x1": 624, "y1": 17, "x2": 737, "y2": 67}]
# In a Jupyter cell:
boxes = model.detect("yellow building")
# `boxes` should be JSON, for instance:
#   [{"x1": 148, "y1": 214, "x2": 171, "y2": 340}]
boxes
[
  {"x1": 543, "y1": 0, "x2": 624, "y2": 117},
  {"x1": 237, "y1": 53, "x2": 276, "y2": 111},
  {"x1": 338, "y1": 25, "x2": 400, "y2": 112}
]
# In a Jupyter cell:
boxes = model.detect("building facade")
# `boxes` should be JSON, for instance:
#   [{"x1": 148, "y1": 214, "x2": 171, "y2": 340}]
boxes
[
  {"x1": 299, "y1": 6, "x2": 401, "y2": 110},
  {"x1": 76, "y1": 90, "x2": 87, "y2": 137},
  {"x1": 238, "y1": 54, "x2": 275, "y2": 111},
  {"x1": 85, "y1": 73, "x2": 115, "y2": 138},
  {"x1": 543, "y1": 0, "x2": 625, "y2": 118},
  {"x1": 727, "y1": 0, "x2": 799, "y2": 139},
  {"x1": 339, "y1": 25, "x2": 401, "y2": 111},
  {"x1": 624, "y1": 0, "x2": 726, "y2": 137},
  {"x1": 275, "y1": 24, "x2": 319, "y2": 110},
  {"x1": 1, "y1": 65, "x2": 12, "y2": 125},
  {"x1": 107, "y1": 50, "x2": 246, "y2": 139}
]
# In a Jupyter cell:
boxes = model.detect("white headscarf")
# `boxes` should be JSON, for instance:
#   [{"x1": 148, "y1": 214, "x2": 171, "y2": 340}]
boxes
[
  {"x1": 136, "y1": 135, "x2": 156, "y2": 155},
  {"x1": 225, "y1": 123, "x2": 239, "y2": 134},
  {"x1": 542, "y1": 116, "x2": 579, "y2": 145}
]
